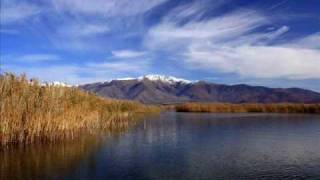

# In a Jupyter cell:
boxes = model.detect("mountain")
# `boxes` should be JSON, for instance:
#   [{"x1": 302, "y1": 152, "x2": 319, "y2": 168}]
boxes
[{"x1": 79, "y1": 74, "x2": 320, "y2": 104}]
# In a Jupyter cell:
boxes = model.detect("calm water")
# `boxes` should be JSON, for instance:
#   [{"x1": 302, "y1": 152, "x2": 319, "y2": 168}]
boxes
[{"x1": 1, "y1": 112, "x2": 320, "y2": 180}]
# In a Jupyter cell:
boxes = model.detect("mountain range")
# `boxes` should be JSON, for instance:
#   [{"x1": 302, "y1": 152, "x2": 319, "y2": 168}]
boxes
[{"x1": 79, "y1": 75, "x2": 320, "y2": 104}]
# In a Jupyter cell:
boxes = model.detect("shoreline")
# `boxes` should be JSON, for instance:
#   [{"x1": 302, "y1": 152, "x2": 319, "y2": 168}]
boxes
[{"x1": 174, "y1": 103, "x2": 320, "y2": 114}]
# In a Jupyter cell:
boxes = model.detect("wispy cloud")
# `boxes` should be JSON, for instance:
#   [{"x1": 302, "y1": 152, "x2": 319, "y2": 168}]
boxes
[
  {"x1": 163, "y1": 0, "x2": 229, "y2": 23},
  {"x1": 2, "y1": 54, "x2": 60, "y2": 63},
  {"x1": 111, "y1": 50, "x2": 147, "y2": 58},
  {"x1": 145, "y1": 1, "x2": 320, "y2": 80},
  {"x1": 88, "y1": 61, "x2": 148, "y2": 72},
  {"x1": 268, "y1": 0, "x2": 289, "y2": 10},
  {"x1": 185, "y1": 45, "x2": 320, "y2": 79},
  {"x1": 17, "y1": 54, "x2": 60, "y2": 62},
  {"x1": 3, "y1": 54, "x2": 150, "y2": 84},
  {"x1": 45, "y1": 22, "x2": 110, "y2": 50},
  {"x1": 290, "y1": 33, "x2": 320, "y2": 49},
  {"x1": 1, "y1": 0, "x2": 168, "y2": 51},
  {"x1": 51, "y1": 0, "x2": 168, "y2": 16},
  {"x1": 0, "y1": 0, "x2": 42, "y2": 24},
  {"x1": 3, "y1": 63, "x2": 81, "y2": 83},
  {"x1": 146, "y1": 10, "x2": 267, "y2": 49},
  {"x1": 58, "y1": 23, "x2": 110, "y2": 37}
]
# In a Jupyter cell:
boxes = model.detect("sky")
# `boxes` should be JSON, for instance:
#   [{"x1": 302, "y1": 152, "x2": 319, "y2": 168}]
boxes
[{"x1": 1, "y1": 0, "x2": 320, "y2": 91}]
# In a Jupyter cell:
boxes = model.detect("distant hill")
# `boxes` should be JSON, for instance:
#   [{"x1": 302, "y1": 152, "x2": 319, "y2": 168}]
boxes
[{"x1": 79, "y1": 75, "x2": 320, "y2": 104}]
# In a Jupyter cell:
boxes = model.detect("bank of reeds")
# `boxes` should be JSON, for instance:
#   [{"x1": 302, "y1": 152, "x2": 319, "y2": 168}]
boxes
[
  {"x1": 175, "y1": 103, "x2": 320, "y2": 114},
  {"x1": 0, "y1": 73, "x2": 159, "y2": 145}
]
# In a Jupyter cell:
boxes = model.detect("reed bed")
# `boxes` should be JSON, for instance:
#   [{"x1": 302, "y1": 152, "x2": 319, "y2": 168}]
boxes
[
  {"x1": 0, "y1": 73, "x2": 160, "y2": 145},
  {"x1": 175, "y1": 103, "x2": 320, "y2": 114}
]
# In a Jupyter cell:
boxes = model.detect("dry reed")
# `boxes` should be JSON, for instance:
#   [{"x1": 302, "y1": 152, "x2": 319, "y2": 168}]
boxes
[
  {"x1": 175, "y1": 103, "x2": 320, "y2": 114},
  {"x1": 0, "y1": 73, "x2": 159, "y2": 145}
]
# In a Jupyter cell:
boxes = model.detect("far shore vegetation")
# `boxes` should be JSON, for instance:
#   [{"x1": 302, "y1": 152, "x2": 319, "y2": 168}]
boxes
[
  {"x1": 175, "y1": 103, "x2": 320, "y2": 114},
  {"x1": 0, "y1": 73, "x2": 160, "y2": 146}
]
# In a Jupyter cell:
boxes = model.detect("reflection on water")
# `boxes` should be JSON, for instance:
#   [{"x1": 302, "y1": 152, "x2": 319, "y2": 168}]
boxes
[
  {"x1": 1, "y1": 112, "x2": 320, "y2": 179},
  {"x1": 0, "y1": 136, "x2": 106, "y2": 180}
]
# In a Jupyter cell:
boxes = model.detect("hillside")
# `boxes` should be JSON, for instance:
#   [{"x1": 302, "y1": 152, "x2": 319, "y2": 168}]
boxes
[{"x1": 79, "y1": 75, "x2": 320, "y2": 104}]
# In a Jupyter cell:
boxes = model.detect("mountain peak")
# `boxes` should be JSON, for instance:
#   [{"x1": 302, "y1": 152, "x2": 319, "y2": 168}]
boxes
[{"x1": 138, "y1": 74, "x2": 192, "y2": 84}]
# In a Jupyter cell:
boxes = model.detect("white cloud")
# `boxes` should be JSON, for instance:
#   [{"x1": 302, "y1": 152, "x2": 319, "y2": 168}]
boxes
[
  {"x1": 111, "y1": 50, "x2": 147, "y2": 58},
  {"x1": 0, "y1": 0, "x2": 167, "y2": 51},
  {"x1": 47, "y1": 22, "x2": 110, "y2": 51},
  {"x1": 268, "y1": 0, "x2": 289, "y2": 10},
  {"x1": 185, "y1": 45, "x2": 320, "y2": 79},
  {"x1": 265, "y1": 26, "x2": 289, "y2": 40},
  {"x1": 290, "y1": 33, "x2": 320, "y2": 49},
  {"x1": 0, "y1": 0, "x2": 42, "y2": 24},
  {"x1": 58, "y1": 23, "x2": 109, "y2": 37},
  {"x1": 47, "y1": 0, "x2": 166, "y2": 51},
  {"x1": 3, "y1": 64, "x2": 80, "y2": 83},
  {"x1": 2, "y1": 54, "x2": 60, "y2": 63},
  {"x1": 2, "y1": 51, "x2": 150, "y2": 83},
  {"x1": 145, "y1": 10, "x2": 267, "y2": 49},
  {"x1": 144, "y1": 3, "x2": 320, "y2": 80},
  {"x1": 3, "y1": 58, "x2": 150, "y2": 84},
  {"x1": 163, "y1": 0, "x2": 229, "y2": 22},
  {"x1": 18, "y1": 54, "x2": 60, "y2": 62},
  {"x1": 52, "y1": 0, "x2": 167, "y2": 16},
  {"x1": 88, "y1": 59, "x2": 150, "y2": 72}
]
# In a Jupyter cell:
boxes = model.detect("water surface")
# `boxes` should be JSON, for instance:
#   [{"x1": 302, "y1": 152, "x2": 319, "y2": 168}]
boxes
[{"x1": 1, "y1": 112, "x2": 320, "y2": 180}]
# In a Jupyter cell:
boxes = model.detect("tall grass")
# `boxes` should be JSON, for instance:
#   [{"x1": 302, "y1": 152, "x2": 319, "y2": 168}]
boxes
[
  {"x1": 175, "y1": 103, "x2": 320, "y2": 114},
  {"x1": 0, "y1": 73, "x2": 159, "y2": 145}
]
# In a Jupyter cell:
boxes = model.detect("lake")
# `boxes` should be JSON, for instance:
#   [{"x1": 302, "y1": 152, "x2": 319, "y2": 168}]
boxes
[{"x1": 1, "y1": 112, "x2": 320, "y2": 180}]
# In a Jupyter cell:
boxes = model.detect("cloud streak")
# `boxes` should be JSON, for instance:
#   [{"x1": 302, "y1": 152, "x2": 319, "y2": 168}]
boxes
[
  {"x1": 0, "y1": 0, "x2": 42, "y2": 24},
  {"x1": 58, "y1": 23, "x2": 110, "y2": 37},
  {"x1": 3, "y1": 54, "x2": 151, "y2": 84},
  {"x1": 51, "y1": 0, "x2": 168, "y2": 16},
  {"x1": 145, "y1": 2, "x2": 320, "y2": 80},
  {"x1": 185, "y1": 45, "x2": 320, "y2": 79},
  {"x1": 1, "y1": 0, "x2": 168, "y2": 51},
  {"x1": 111, "y1": 50, "x2": 147, "y2": 58},
  {"x1": 14, "y1": 54, "x2": 60, "y2": 63}
]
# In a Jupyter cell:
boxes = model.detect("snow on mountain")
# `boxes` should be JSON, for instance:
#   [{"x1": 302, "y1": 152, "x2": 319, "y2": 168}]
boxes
[
  {"x1": 52, "y1": 81, "x2": 69, "y2": 87},
  {"x1": 80, "y1": 75, "x2": 320, "y2": 104},
  {"x1": 42, "y1": 81, "x2": 72, "y2": 87},
  {"x1": 112, "y1": 74, "x2": 193, "y2": 84},
  {"x1": 138, "y1": 74, "x2": 192, "y2": 84},
  {"x1": 116, "y1": 77, "x2": 136, "y2": 81}
]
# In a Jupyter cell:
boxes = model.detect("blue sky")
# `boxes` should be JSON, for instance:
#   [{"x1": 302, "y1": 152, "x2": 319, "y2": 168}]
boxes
[{"x1": 1, "y1": 0, "x2": 320, "y2": 91}]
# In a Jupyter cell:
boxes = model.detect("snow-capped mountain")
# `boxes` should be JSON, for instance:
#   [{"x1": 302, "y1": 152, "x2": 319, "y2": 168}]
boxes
[
  {"x1": 137, "y1": 74, "x2": 192, "y2": 84},
  {"x1": 113, "y1": 74, "x2": 192, "y2": 84},
  {"x1": 79, "y1": 75, "x2": 320, "y2": 104}
]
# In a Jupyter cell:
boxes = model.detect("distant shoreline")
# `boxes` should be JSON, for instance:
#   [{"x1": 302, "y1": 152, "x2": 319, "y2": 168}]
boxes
[{"x1": 173, "y1": 103, "x2": 320, "y2": 114}]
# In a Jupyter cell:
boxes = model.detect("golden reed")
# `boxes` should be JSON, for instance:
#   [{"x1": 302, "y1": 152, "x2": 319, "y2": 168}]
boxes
[
  {"x1": 0, "y1": 73, "x2": 159, "y2": 145},
  {"x1": 175, "y1": 103, "x2": 320, "y2": 113}
]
